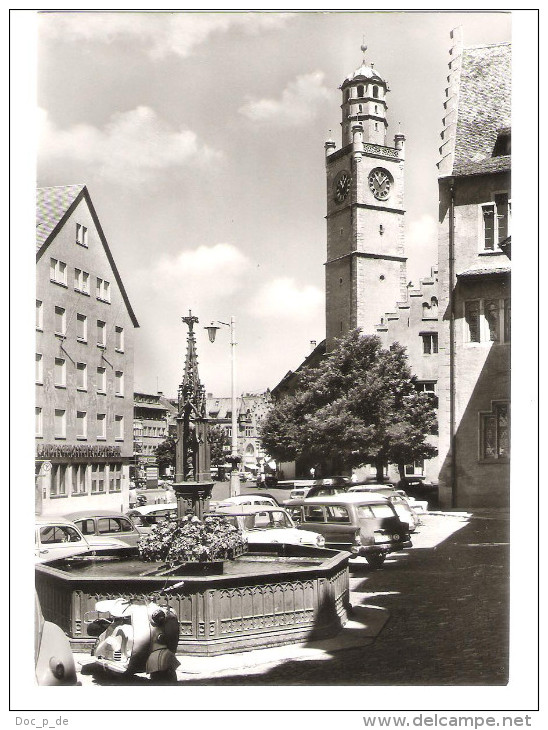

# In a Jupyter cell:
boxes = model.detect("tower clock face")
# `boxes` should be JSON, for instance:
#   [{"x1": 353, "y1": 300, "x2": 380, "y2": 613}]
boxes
[
  {"x1": 368, "y1": 168, "x2": 393, "y2": 200},
  {"x1": 333, "y1": 170, "x2": 351, "y2": 203}
]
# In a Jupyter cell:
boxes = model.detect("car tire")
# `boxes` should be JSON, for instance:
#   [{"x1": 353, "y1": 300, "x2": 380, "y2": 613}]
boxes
[
  {"x1": 366, "y1": 553, "x2": 386, "y2": 569},
  {"x1": 150, "y1": 668, "x2": 178, "y2": 684}
]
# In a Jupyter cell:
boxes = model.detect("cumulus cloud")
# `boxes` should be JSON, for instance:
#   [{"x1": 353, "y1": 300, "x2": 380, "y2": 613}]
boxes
[
  {"x1": 38, "y1": 106, "x2": 220, "y2": 184},
  {"x1": 239, "y1": 71, "x2": 331, "y2": 127},
  {"x1": 150, "y1": 243, "x2": 251, "y2": 298},
  {"x1": 249, "y1": 277, "x2": 323, "y2": 320},
  {"x1": 39, "y1": 11, "x2": 290, "y2": 59}
]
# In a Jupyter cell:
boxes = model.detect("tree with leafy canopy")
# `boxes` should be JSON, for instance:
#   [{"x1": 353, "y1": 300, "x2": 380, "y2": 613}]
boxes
[
  {"x1": 260, "y1": 330, "x2": 437, "y2": 481},
  {"x1": 208, "y1": 424, "x2": 230, "y2": 467},
  {"x1": 155, "y1": 435, "x2": 176, "y2": 472}
]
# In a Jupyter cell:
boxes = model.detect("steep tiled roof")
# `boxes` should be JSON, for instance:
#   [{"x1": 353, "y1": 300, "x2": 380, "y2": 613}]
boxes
[
  {"x1": 36, "y1": 184, "x2": 85, "y2": 251},
  {"x1": 453, "y1": 43, "x2": 511, "y2": 177}
]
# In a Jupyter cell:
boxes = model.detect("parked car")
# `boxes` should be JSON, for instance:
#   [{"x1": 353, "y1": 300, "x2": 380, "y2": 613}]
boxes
[
  {"x1": 210, "y1": 504, "x2": 326, "y2": 548},
  {"x1": 314, "y1": 476, "x2": 353, "y2": 488},
  {"x1": 348, "y1": 484, "x2": 419, "y2": 531},
  {"x1": 35, "y1": 517, "x2": 130, "y2": 563},
  {"x1": 286, "y1": 485, "x2": 313, "y2": 501},
  {"x1": 397, "y1": 477, "x2": 439, "y2": 509},
  {"x1": 64, "y1": 510, "x2": 147, "y2": 548},
  {"x1": 285, "y1": 482, "x2": 350, "y2": 503},
  {"x1": 35, "y1": 592, "x2": 79, "y2": 685},
  {"x1": 126, "y1": 504, "x2": 178, "y2": 529},
  {"x1": 209, "y1": 494, "x2": 280, "y2": 512},
  {"x1": 287, "y1": 492, "x2": 412, "y2": 568}
]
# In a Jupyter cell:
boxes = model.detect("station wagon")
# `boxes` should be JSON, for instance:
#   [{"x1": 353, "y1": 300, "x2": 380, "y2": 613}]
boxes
[{"x1": 288, "y1": 492, "x2": 412, "y2": 568}]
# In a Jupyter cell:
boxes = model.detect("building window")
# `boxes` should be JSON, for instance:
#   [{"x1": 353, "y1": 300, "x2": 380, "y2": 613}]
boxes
[
  {"x1": 35, "y1": 353, "x2": 43, "y2": 384},
  {"x1": 35, "y1": 407, "x2": 43, "y2": 437},
  {"x1": 76, "y1": 411, "x2": 87, "y2": 439},
  {"x1": 480, "y1": 402, "x2": 510, "y2": 460},
  {"x1": 76, "y1": 313, "x2": 87, "y2": 342},
  {"x1": 404, "y1": 459, "x2": 425, "y2": 476},
  {"x1": 115, "y1": 371, "x2": 124, "y2": 396},
  {"x1": 50, "y1": 258, "x2": 67, "y2": 286},
  {"x1": 96, "y1": 278, "x2": 111, "y2": 303},
  {"x1": 109, "y1": 463, "x2": 122, "y2": 492},
  {"x1": 245, "y1": 426, "x2": 253, "y2": 437},
  {"x1": 421, "y1": 333, "x2": 438, "y2": 354},
  {"x1": 416, "y1": 381, "x2": 436, "y2": 394},
  {"x1": 115, "y1": 415, "x2": 124, "y2": 441},
  {"x1": 504, "y1": 299, "x2": 511, "y2": 342},
  {"x1": 54, "y1": 358, "x2": 66, "y2": 387},
  {"x1": 91, "y1": 464, "x2": 106, "y2": 493},
  {"x1": 97, "y1": 367, "x2": 106, "y2": 393},
  {"x1": 54, "y1": 306, "x2": 66, "y2": 336},
  {"x1": 50, "y1": 464, "x2": 67, "y2": 497},
  {"x1": 76, "y1": 223, "x2": 88, "y2": 247},
  {"x1": 464, "y1": 300, "x2": 481, "y2": 343},
  {"x1": 72, "y1": 464, "x2": 87, "y2": 495},
  {"x1": 36, "y1": 300, "x2": 43, "y2": 330},
  {"x1": 481, "y1": 193, "x2": 511, "y2": 251},
  {"x1": 74, "y1": 268, "x2": 90, "y2": 294},
  {"x1": 372, "y1": 85, "x2": 379, "y2": 98},
  {"x1": 464, "y1": 299, "x2": 510, "y2": 344},
  {"x1": 97, "y1": 413, "x2": 106, "y2": 440},
  {"x1": 97, "y1": 320, "x2": 106, "y2": 348},
  {"x1": 76, "y1": 362, "x2": 87, "y2": 390},
  {"x1": 357, "y1": 84, "x2": 364, "y2": 97},
  {"x1": 54, "y1": 409, "x2": 66, "y2": 438},
  {"x1": 115, "y1": 326, "x2": 124, "y2": 352}
]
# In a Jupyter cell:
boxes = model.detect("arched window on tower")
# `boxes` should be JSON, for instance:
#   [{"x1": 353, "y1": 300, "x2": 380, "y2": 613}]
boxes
[
  {"x1": 431, "y1": 297, "x2": 439, "y2": 317},
  {"x1": 373, "y1": 86, "x2": 379, "y2": 98},
  {"x1": 345, "y1": 89, "x2": 350, "y2": 101},
  {"x1": 358, "y1": 104, "x2": 362, "y2": 113},
  {"x1": 357, "y1": 84, "x2": 364, "y2": 97}
]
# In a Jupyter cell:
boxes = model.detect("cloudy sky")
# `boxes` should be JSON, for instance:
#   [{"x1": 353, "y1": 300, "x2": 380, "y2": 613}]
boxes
[{"x1": 36, "y1": 10, "x2": 512, "y2": 398}]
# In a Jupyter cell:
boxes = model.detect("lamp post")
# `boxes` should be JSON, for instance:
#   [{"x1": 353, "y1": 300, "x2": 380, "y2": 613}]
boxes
[{"x1": 205, "y1": 316, "x2": 240, "y2": 497}]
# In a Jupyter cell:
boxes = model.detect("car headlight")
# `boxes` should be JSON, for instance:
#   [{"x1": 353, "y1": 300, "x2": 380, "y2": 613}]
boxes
[
  {"x1": 392, "y1": 534, "x2": 400, "y2": 540},
  {"x1": 316, "y1": 535, "x2": 325, "y2": 547}
]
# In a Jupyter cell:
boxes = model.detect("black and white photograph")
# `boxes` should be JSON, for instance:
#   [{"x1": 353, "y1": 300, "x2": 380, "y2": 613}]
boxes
[{"x1": 10, "y1": 5, "x2": 539, "y2": 724}]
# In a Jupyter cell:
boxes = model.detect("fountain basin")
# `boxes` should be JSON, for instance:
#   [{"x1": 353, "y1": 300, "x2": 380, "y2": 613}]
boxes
[{"x1": 35, "y1": 545, "x2": 350, "y2": 656}]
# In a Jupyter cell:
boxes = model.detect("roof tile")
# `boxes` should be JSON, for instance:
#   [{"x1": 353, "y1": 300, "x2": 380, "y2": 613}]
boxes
[{"x1": 36, "y1": 184, "x2": 85, "y2": 251}]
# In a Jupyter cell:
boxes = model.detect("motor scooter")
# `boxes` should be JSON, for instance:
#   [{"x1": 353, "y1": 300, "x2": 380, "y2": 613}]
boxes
[{"x1": 85, "y1": 583, "x2": 182, "y2": 682}]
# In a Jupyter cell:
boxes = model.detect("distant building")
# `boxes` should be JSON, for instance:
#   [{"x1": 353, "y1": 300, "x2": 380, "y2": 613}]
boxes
[
  {"x1": 206, "y1": 392, "x2": 271, "y2": 474},
  {"x1": 436, "y1": 31, "x2": 511, "y2": 507},
  {"x1": 35, "y1": 185, "x2": 139, "y2": 515},
  {"x1": 133, "y1": 391, "x2": 178, "y2": 484}
]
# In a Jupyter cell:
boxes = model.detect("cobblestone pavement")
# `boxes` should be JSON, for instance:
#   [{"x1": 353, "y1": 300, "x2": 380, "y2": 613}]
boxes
[{"x1": 178, "y1": 510, "x2": 510, "y2": 686}]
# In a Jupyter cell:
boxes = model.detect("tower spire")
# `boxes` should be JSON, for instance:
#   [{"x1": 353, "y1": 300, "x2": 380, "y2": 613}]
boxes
[{"x1": 179, "y1": 310, "x2": 206, "y2": 418}]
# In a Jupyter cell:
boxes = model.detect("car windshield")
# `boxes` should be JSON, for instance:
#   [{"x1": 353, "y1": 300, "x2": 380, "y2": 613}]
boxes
[{"x1": 243, "y1": 511, "x2": 293, "y2": 531}]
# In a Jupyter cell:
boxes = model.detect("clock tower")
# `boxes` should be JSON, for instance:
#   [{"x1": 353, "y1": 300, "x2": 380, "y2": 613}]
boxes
[{"x1": 325, "y1": 47, "x2": 407, "y2": 350}]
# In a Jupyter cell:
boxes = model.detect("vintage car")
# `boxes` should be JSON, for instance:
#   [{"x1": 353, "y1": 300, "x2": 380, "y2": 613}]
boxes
[
  {"x1": 126, "y1": 503, "x2": 178, "y2": 529},
  {"x1": 35, "y1": 517, "x2": 130, "y2": 563},
  {"x1": 209, "y1": 494, "x2": 280, "y2": 513},
  {"x1": 64, "y1": 510, "x2": 147, "y2": 548},
  {"x1": 209, "y1": 504, "x2": 326, "y2": 548},
  {"x1": 347, "y1": 484, "x2": 420, "y2": 531},
  {"x1": 287, "y1": 492, "x2": 412, "y2": 568},
  {"x1": 35, "y1": 593, "x2": 79, "y2": 685}
]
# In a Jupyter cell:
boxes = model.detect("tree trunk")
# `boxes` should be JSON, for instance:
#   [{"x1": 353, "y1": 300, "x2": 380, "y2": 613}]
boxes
[
  {"x1": 397, "y1": 463, "x2": 405, "y2": 483},
  {"x1": 375, "y1": 459, "x2": 385, "y2": 483}
]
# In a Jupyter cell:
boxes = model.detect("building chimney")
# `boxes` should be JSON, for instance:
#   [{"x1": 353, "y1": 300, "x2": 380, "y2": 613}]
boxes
[{"x1": 310, "y1": 340, "x2": 317, "y2": 351}]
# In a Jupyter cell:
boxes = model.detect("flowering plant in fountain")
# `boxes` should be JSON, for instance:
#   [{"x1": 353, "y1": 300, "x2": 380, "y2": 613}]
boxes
[{"x1": 138, "y1": 514, "x2": 247, "y2": 565}]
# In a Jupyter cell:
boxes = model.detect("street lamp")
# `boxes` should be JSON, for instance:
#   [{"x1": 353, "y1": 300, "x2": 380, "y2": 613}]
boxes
[{"x1": 205, "y1": 316, "x2": 240, "y2": 497}]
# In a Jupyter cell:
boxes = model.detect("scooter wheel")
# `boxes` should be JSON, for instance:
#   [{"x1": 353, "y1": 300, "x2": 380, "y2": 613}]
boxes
[{"x1": 150, "y1": 669, "x2": 178, "y2": 684}]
